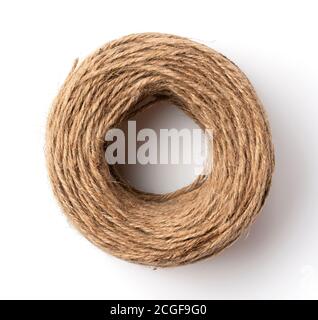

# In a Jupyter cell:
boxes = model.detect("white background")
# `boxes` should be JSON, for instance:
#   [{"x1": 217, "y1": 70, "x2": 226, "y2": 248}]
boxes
[{"x1": 0, "y1": 0, "x2": 318, "y2": 299}]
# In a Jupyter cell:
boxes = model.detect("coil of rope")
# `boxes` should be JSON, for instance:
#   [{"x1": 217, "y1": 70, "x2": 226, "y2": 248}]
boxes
[{"x1": 46, "y1": 33, "x2": 274, "y2": 267}]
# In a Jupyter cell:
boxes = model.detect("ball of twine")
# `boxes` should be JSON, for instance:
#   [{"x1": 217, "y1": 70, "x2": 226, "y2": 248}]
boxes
[{"x1": 46, "y1": 33, "x2": 274, "y2": 267}]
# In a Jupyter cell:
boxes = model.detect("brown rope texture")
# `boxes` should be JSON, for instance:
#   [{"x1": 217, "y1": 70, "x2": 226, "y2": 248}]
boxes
[{"x1": 46, "y1": 33, "x2": 275, "y2": 267}]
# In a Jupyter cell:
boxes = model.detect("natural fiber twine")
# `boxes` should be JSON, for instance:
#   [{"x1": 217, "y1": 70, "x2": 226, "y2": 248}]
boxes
[{"x1": 46, "y1": 33, "x2": 274, "y2": 267}]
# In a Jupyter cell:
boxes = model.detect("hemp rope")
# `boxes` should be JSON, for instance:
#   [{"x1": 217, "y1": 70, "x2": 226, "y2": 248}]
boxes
[{"x1": 46, "y1": 33, "x2": 274, "y2": 267}]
